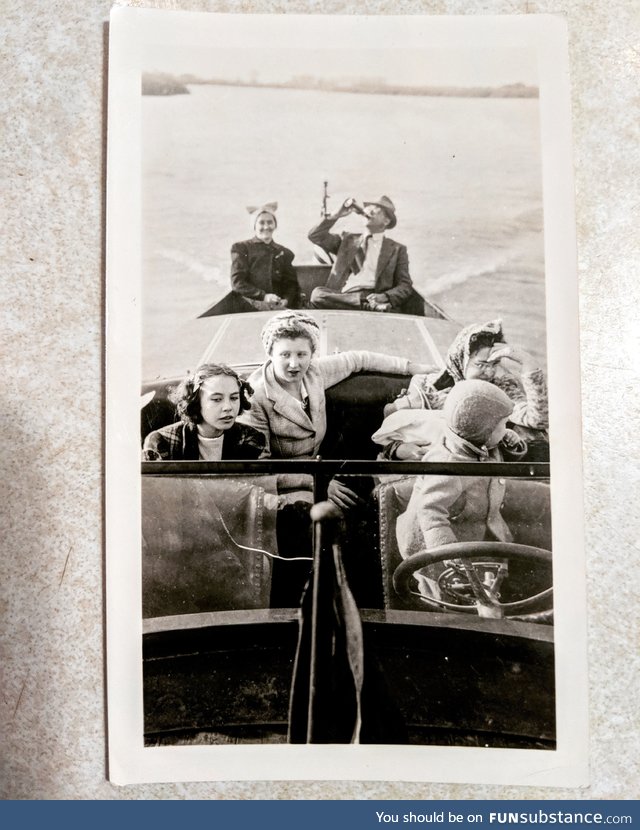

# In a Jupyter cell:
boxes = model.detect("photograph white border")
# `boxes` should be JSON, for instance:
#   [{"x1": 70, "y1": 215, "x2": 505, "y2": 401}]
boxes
[{"x1": 105, "y1": 8, "x2": 588, "y2": 786}]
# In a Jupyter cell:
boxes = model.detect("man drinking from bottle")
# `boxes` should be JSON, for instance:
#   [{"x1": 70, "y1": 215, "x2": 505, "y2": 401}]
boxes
[{"x1": 307, "y1": 195, "x2": 414, "y2": 312}]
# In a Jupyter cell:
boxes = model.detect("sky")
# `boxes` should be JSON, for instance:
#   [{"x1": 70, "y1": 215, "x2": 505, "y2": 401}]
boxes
[{"x1": 144, "y1": 46, "x2": 538, "y2": 89}]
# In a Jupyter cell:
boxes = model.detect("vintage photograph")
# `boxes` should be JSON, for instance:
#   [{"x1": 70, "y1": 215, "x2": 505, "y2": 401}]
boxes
[{"x1": 106, "y1": 10, "x2": 587, "y2": 785}]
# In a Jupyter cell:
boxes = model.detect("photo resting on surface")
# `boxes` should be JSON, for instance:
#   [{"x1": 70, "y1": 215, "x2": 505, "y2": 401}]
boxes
[{"x1": 106, "y1": 9, "x2": 587, "y2": 786}]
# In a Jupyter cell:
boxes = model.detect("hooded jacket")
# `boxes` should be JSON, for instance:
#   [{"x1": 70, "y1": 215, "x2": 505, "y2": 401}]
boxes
[{"x1": 396, "y1": 427, "x2": 513, "y2": 557}]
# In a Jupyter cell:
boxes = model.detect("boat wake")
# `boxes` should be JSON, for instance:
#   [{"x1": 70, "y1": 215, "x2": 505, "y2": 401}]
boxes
[
  {"x1": 426, "y1": 254, "x2": 512, "y2": 297},
  {"x1": 425, "y1": 217, "x2": 543, "y2": 298},
  {"x1": 157, "y1": 248, "x2": 225, "y2": 285}
]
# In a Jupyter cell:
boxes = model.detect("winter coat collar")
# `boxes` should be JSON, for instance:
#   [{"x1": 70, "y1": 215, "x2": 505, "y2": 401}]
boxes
[{"x1": 441, "y1": 426, "x2": 501, "y2": 462}]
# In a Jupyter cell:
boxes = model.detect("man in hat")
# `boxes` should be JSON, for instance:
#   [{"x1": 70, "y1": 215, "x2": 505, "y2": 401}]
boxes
[{"x1": 307, "y1": 196, "x2": 414, "y2": 311}]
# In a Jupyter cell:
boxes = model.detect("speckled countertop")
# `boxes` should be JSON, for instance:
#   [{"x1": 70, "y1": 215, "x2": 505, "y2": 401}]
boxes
[{"x1": 1, "y1": 0, "x2": 638, "y2": 801}]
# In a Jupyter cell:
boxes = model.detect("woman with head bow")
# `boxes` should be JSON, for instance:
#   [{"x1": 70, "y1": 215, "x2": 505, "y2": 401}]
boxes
[{"x1": 230, "y1": 202, "x2": 300, "y2": 310}]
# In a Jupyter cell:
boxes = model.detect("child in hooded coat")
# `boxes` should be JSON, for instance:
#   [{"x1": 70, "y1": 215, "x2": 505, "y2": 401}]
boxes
[{"x1": 396, "y1": 379, "x2": 527, "y2": 564}]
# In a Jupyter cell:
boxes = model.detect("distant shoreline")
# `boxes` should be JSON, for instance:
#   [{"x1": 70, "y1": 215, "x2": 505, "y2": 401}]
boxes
[
  {"x1": 142, "y1": 73, "x2": 189, "y2": 96},
  {"x1": 142, "y1": 72, "x2": 538, "y2": 99}
]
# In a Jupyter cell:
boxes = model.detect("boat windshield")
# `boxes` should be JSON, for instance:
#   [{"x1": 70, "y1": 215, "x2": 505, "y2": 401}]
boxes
[
  {"x1": 327, "y1": 313, "x2": 441, "y2": 364},
  {"x1": 197, "y1": 311, "x2": 447, "y2": 368}
]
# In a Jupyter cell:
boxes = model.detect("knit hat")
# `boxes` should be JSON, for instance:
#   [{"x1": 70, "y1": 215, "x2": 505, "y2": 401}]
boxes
[
  {"x1": 247, "y1": 202, "x2": 278, "y2": 231},
  {"x1": 260, "y1": 310, "x2": 321, "y2": 356},
  {"x1": 443, "y1": 379, "x2": 513, "y2": 446}
]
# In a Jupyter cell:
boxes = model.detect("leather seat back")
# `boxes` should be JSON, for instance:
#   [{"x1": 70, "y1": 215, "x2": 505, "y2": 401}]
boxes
[{"x1": 142, "y1": 475, "x2": 277, "y2": 617}]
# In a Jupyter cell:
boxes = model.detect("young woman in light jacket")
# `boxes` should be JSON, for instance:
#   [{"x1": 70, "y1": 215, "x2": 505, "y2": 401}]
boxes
[{"x1": 238, "y1": 310, "x2": 434, "y2": 509}]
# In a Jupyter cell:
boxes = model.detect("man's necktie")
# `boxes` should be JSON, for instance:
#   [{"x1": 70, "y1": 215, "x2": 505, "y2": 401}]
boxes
[{"x1": 351, "y1": 234, "x2": 370, "y2": 275}]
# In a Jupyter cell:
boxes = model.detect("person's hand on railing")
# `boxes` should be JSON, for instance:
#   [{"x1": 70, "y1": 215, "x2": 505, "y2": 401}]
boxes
[{"x1": 327, "y1": 479, "x2": 365, "y2": 511}]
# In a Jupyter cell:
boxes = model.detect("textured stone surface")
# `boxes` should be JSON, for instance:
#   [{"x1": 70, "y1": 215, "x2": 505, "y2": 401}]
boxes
[{"x1": 1, "y1": 0, "x2": 638, "y2": 800}]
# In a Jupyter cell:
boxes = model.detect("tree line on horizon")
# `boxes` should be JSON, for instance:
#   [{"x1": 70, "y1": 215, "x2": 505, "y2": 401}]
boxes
[{"x1": 142, "y1": 71, "x2": 539, "y2": 98}]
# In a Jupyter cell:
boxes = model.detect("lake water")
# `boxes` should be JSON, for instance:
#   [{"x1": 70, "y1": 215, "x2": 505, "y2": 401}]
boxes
[{"x1": 142, "y1": 84, "x2": 546, "y2": 378}]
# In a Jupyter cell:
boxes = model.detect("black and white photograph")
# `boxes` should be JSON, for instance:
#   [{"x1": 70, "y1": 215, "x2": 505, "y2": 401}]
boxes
[{"x1": 106, "y1": 9, "x2": 587, "y2": 785}]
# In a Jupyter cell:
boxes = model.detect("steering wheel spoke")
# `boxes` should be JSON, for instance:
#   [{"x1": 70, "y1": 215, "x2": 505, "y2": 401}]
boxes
[{"x1": 393, "y1": 542, "x2": 553, "y2": 619}]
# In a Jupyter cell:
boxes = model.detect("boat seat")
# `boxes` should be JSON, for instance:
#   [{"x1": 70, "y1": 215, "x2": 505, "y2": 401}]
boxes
[
  {"x1": 141, "y1": 475, "x2": 277, "y2": 617},
  {"x1": 294, "y1": 264, "x2": 331, "y2": 306},
  {"x1": 376, "y1": 475, "x2": 552, "y2": 610},
  {"x1": 141, "y1": 386, "x2": 177, "y2": 442},
  {"x1": 321, "y1": 373, "x2": 411, "y2": 459}
]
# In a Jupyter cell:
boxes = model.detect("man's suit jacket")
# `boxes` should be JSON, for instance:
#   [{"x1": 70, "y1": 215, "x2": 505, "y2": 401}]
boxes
[{"x1": 308, "y1": 217, "x2": 414, "y2": 308}]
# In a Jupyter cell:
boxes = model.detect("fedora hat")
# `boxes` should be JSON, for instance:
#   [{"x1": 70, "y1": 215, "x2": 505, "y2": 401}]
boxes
[{"x1": 364, "y1": 195, "x2": 397, "y2": 229}]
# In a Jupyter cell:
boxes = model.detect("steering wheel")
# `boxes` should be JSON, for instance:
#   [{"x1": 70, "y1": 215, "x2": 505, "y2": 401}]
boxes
[{"x1": 392, "y1": 541, "x2": 553, "y2": 618}]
